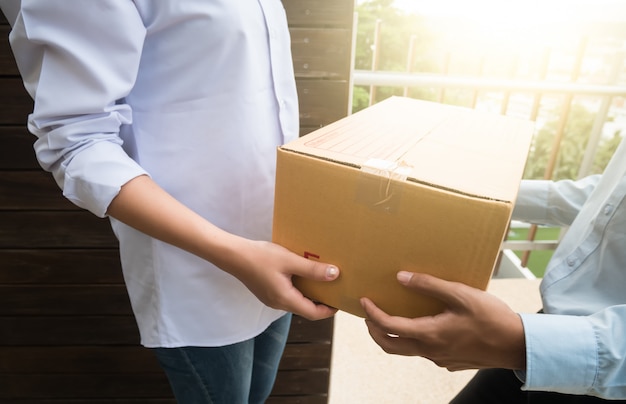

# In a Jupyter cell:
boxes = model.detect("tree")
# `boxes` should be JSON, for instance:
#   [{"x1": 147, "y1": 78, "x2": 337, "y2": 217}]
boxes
[
  {"x1": 353, "y1": 0, "x2": 436, "y2": 111},
  {"x1": 593, "y1": 130, "x2": 623, "y2": 174},
  {"x1": 523, "y1": 103, "x2": 620, "y2": 180}
]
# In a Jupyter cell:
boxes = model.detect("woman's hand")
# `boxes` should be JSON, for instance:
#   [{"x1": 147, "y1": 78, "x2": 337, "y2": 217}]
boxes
[
  {"x1": 224, "y1": 237, "x2": 340, "y2": 321},
  {"x1": 106, "y1": 175, "x2": 340, "y2": 321},
  {"x1": 361, "y1": 271, "x2": 526, "y2": 371}
]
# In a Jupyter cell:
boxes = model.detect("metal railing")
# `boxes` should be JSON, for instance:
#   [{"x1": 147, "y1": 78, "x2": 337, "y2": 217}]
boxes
[{"x1": 349, "y1": 27, "x2": 626, "y2": 275}]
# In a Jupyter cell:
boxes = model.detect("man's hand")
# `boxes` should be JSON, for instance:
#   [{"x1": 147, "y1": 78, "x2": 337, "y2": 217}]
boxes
[{"x1": 361, "y1": 271, "x2": 526, "y2": 371}]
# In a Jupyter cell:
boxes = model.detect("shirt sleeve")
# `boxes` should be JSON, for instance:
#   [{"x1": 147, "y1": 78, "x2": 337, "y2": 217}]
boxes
[
  {"x1": 7, "y1": 1, "x2": 149, "y2": 217},
  {"x1": 512, "y1": 175, "x2": 601, "y2": 227},
  {"x1": 519, "y1": 305, "x2": 626, "y2": 399}
]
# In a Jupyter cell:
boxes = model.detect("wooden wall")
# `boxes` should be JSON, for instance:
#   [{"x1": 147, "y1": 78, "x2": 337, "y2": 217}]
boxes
[{"x1": 0, "y1": 1, "x2": 354, "y2": 403}]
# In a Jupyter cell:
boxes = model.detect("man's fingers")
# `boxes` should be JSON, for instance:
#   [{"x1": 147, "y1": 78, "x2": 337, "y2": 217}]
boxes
[
  {"x1": 360, "y1": 296, "x2": 389, "y2": 321},
  {"x1": 397, "y1": 271, "x2": 466, "y2": 308},
  {"x1": 364, "y1": 319, "x2": 421, "y2": 356},
  {"x1": 360, "y1": 297, "x2": 429, "y2": 338}
]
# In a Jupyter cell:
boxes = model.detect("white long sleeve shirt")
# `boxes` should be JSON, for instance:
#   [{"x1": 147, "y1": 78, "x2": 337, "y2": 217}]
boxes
[
  {"x1": 2, "y1": 0, "x2": 299, "y2": 347},
  {"x1": 512, "y1": 139, "x2": 626, "y2": 398}
]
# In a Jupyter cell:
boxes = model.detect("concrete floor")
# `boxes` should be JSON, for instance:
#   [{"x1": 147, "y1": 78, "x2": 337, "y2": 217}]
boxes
[{"x1": 328, "y1": 278, "x2": 543, "y2": 403}]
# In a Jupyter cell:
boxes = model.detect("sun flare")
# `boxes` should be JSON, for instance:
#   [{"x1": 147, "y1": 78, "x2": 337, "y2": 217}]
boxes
[{"x1": 393, "y1": 0, "x2": 626, "y2": 51}]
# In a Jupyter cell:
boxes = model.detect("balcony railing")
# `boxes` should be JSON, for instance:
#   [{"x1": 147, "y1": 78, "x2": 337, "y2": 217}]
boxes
[{"x1": 349, "y1": 29, "x2": 626, "y2": 278}]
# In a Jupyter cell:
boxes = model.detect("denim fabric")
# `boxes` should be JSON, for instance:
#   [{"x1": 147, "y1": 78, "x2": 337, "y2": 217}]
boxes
[{"x1": 152, "y1": 313, "x2": 292, "y2": 404}]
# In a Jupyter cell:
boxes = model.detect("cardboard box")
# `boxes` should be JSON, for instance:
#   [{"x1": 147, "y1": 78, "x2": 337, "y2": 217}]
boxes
[{"x1": 273, "y1": 97, "x2": 534, "y2": 318}]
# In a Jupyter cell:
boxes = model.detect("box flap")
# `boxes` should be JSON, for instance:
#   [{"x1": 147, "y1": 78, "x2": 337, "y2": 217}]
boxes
[{"x1": 281, "y1": 96, "x2": 535, "y2": 202}]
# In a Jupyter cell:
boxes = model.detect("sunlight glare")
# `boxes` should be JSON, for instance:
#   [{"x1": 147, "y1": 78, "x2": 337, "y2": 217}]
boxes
[{"x1": 393, "y1": 0, "x2": 626, "y2": 51}]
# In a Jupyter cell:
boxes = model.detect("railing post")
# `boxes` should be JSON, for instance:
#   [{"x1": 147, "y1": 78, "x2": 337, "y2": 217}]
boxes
[
  {"x1": 403, "y1": 35, "x2": 417, "y2": 97},
  {"x1": 577, "y1": 49, "x2": 625, "y2": 179},
  {"x1": 438, "y1": 52, "x2": 450, "y2": 103},
  {"x1": 470, "y1": 55, "x2": 485, "y2": 108},
  {"x1": 347, "y1": 11, "x2": 359, "y2": 116},
  {"x1": 529, "y1": 47, "x2": 552, "y2": 121},
  {"x1": 369, "y1": 19, "x2": 382, "y2": 106},
  {"x1": 500, "y1": 54, "x2": 518, "y2": 115},
  {"x1": 521, "y1": 37, "x2": 587, "y2": 268}
]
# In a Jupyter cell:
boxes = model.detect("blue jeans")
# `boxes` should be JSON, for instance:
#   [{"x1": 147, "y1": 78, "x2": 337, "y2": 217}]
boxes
[{"x1": 152, "y1": 313, "x2": 292, "y2": 404}]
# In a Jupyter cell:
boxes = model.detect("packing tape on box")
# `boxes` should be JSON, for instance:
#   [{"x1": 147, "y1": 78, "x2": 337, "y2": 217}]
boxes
[
  {"x1": 361, "y1": 158, "x2": 412, "y2": 181},
  {"x1": 356, "y1": 159, "x2": 412, "y2": 213}
]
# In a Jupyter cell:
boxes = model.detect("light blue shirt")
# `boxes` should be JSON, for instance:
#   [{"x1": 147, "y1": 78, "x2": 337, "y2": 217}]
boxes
[
  {"x1": 513, "y1": 139, "x2": 626, "y2": 398},
  {"x1": 2, "y1": 0, "x2": 299, "y2": 347}
]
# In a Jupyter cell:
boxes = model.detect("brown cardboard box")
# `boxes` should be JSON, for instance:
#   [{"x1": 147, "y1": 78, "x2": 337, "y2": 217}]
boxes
[{"x1": 273, "y1": 97, "x2": 534, "y2": 318}]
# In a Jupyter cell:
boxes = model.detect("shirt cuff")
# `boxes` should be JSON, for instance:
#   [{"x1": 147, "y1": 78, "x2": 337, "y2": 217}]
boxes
[
  {"x1": 519, "y1": 312, "x2": 597, "y2": 395},
  {"x1": 62, "y1": 141, "x2": 148, "y2": 217},
  {"x1": 513, "y1": 369, "x2": 526, "y2": 383},
  {"x1": 512, "y1": 180, "x2": 551, "y2": 224}
]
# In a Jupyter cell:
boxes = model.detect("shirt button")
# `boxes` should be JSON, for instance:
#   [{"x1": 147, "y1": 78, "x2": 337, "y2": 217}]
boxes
[
  {"x1": 603, "y1": 204, "x2": 613, "y2": 215},
  {"x1": 566, "y1": 257, "x2": 576, "y2": 266}
]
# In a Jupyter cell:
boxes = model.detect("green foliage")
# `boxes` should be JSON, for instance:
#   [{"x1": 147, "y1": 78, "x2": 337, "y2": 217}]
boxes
[
  {"x1": 593, "y1": 131, "x2": 623, "y2": 174},
  {"x1": 355, "y1": 0, "x2": 434, "y2": 72},
  {"x1": 524, "y1": 103, "x2": 621, "y2": 180},
  {"x1": 351, "y1": 86, "x2": 370, "y2": 111},
  {"x1": 354, "y1": 0, "x2": 439, "y2": 111}
]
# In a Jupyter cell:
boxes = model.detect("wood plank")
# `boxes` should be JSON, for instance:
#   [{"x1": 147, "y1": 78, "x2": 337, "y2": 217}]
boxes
[
  {"x1": 0, "y1": 171, "x2": 76, "y2": 210},
  {"x1": 300, "y1": 125, "x2": 324, "y2": 137},
  {"x1": 0, "y1": 77, "x2": 32, "y2": 124},
  {"x1": 267, "y1": 396, "x2": 327, "y2": 404},
  {"x1": 0, "y1": 254, "x2": 333, "y2": 355},
  {"x1": 0, "y1": 249, "x2": 123, "y2": 284},
  {"x1": 0, "y1": 316, "x2": 141, "y2": 346},
  {"x1": 0, "y1": 25, "x2": 18, "y2": 75},
  {"x1": 0, "y1": 400, "x2": 177, "y2": 404},
  {"x1": 0, "y1": 287, "x2": 331, "y2": 337},
  {"x1": 0, "y1": 285, "x2": 133, "y2": 316},
  {"x1": 291, "y1": 28, "x2": 352, "y2": 79},
  {"x1": 0, "y1": 388, "x2": 328, "y2": 403},
  {"x1": 1, "y1": 315, "x2": 331, "y2": 346},
  {"x1": 287, "y1": 316, "x2": 334, "y2": 343},
  {"x1": 0, "y1": 369, "x2": 328, "y2": 400},
  {"x1": 271, "y1": 369, "x2": 330, "y2": 396},
  {"x1": 0, "y1": 373, "x2": 173, "y2": 399},
  {"x1": 0, "y1": 211, "x2": 118, "y2": 249},
  {"x1": 297, "y1": 79, "x2": 350, "y2": 127},
  {"x1": 0, "y1": 342, "x2": 330, "y2": 374},
  {"x1": 0, "y1": 126, "x2": 39, "y2": 169},
  {"x1": 284, "y1": 0, "x2": 353, "y2": 27},
  {"x1": 0, "y1": 346, "x2": 161, "y2": 374},
  {"x1": 278, "y1": 342, "x2": 332, "y2": 370}
]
